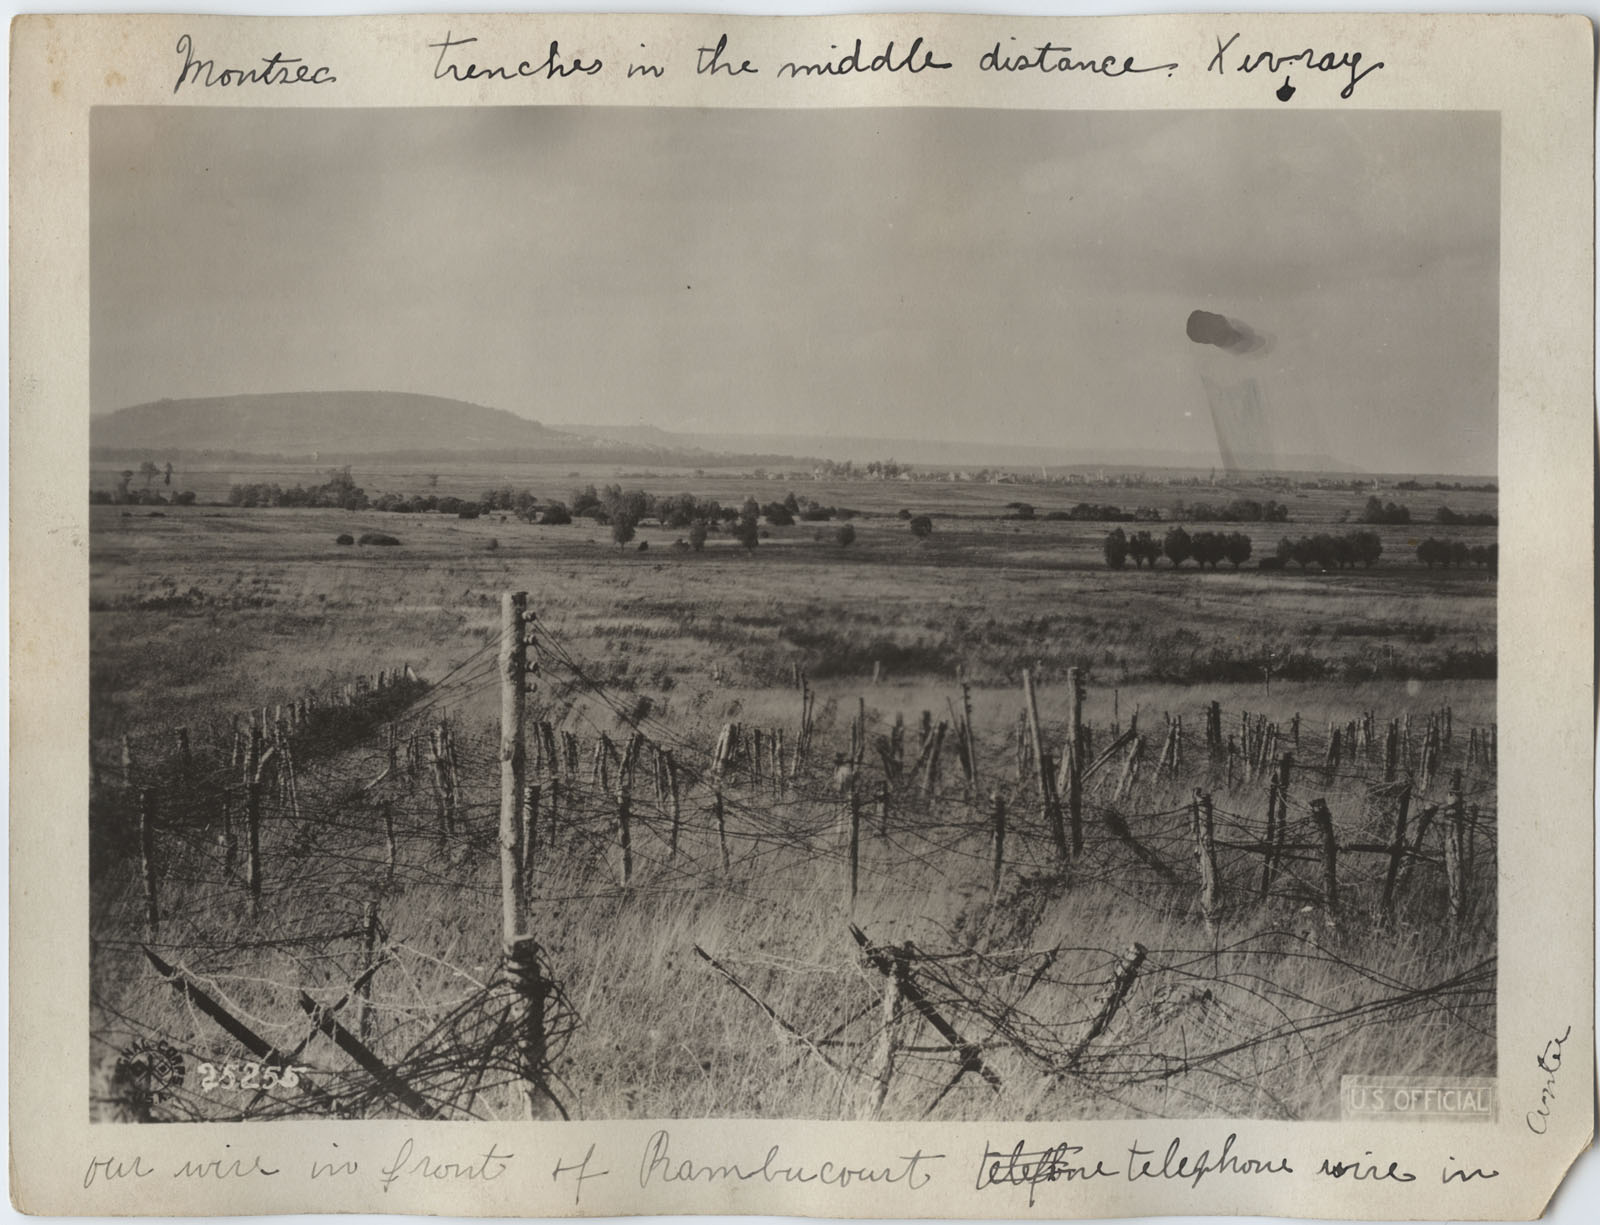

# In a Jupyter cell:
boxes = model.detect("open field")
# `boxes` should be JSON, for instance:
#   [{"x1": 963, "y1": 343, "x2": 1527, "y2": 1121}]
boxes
[{"x1": 89, "y1": 465, "x2": 1496, "y2": 1123}]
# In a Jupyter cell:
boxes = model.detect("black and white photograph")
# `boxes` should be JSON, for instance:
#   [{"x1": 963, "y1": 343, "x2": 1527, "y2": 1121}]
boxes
[
  {"x1": 86, "y1": 102, "x2": 1502, "y2": 1125},
  {"x1": 9, "y1": 9, "x2": 1593, "y2": 1220}
]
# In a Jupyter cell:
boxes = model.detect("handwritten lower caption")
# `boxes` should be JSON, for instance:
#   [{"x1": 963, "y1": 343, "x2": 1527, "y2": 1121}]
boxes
[
  {"x1": 167, "y1": 31, "x2": 1384, "y2": 101},
  {"x1": 84, "y1": 1127, "x2": 1504, "y2": 1205}
]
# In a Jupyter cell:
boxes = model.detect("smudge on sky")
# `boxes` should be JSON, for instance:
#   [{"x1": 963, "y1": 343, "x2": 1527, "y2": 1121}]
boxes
[{"x1": 1186, "y1": 309, "x2": 1270, "y2": 356}]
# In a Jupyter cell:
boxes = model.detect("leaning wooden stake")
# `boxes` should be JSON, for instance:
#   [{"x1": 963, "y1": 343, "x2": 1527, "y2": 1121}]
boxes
[
  {"x1": 851, "y1": 925, "x2": 1002, "y2": 1094},
  {"x1": 1064, "y1": 943, "x2": 1147, "y2": 1070},
  {"x1": 357, "y1": 901, "x2": 380, "y2": 1043},
  {"x1": 865, "y1": 948, "x2": 905, "y2": 1119},
  {"x1": 664, "y1": 750, "x2": 682, "y2": 859},
  {"x1": 847, "y1": 784, "x2": 861, "y2": 914}
]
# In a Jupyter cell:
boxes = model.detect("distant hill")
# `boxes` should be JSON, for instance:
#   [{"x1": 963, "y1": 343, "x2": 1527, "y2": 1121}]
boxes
[{"x1": 91, "y1": 391, "x2": 590, "y2": 456}]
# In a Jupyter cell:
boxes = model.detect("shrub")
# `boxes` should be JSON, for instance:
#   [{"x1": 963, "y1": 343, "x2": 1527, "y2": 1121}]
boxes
[
  {"x1": 457, "y1": 507, "x2": 480, "y2": 520},
  {"x1": 335, "y1": 533, "x2": 354, "y2": 546},
  {"x1": 485, "y1": 538, "x2": 499, "y2": 551},
  {"x1": 908, "y1": 515, "x2": 933, "y2": 539},
  {"x1": 837, "y1": 523, "x2": 856, "y2": 547},
  {"x1": 357, "y1": 532, "x2": 400, "y2": 547},
  {"x1": 689, "y1": 522, "x2": 709, "y2": 552},
  {"x1": 540, "y1": 502, "x2": 572, "y2": 525}
]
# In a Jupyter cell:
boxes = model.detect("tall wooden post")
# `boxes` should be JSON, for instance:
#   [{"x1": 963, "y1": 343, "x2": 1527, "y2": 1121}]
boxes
[
  {"x1": 1380, "y1": 784, "x2": 1412, "y2": 922},
  {"x1": 1192, "y1": 790, "x2": 1218, "y2": 932},
  {"x1": 1066, "y1": 668, "x2": 1084, "y2": 855},
  {"x1": 1309, "y1": 799, "x2": 1338, "y2": 920},
  {"x1": 499, "y1": 592, "x2": 529, "y2": 941},
  {"x1": 522, "y1": 783, "x2": 541, "y2": 881},
  {"x1": 617, "y1": 778, "x2": 634, "y2": 888},
  {"x1": 1443, "y1": 782, "x2": 1468, "y2": 932},
  {"x1": 381, "y1": 800, "x2": 396, "y2": 883}
]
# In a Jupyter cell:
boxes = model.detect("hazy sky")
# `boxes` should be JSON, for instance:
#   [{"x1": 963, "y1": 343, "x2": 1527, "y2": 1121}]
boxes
[{"x1": 92, "y1": 107, "x2": 1498, "y2": 473}]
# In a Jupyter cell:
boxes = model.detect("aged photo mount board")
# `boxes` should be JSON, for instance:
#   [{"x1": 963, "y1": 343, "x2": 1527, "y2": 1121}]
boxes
[{"x1": 9, "y1": 9, "x2": 1596, "y2": 1220}]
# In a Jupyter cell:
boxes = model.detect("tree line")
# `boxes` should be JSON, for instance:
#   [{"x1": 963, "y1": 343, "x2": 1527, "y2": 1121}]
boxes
[{"x1": 1103, "y1": 527, "x2": 1254, "y2": 569}]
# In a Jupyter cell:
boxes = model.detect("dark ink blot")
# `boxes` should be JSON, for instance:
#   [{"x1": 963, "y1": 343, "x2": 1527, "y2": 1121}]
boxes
[
  {"x1": 1186, "y1": 309, "x2": 1269, "y2": 356},
  {"x1": 1276, "y1": 75, "x2": 1295, "y2": 101}
]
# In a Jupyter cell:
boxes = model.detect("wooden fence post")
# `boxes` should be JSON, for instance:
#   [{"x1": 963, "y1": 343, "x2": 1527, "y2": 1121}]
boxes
[
  {"x1": 1192, "y1": 790, "x2": 1218, "y2": 931},
  {"x1": 1259, "y1": 778, "x2": 1279, "y2": 898},
  {"x1": 847, "y1": 784, "x2": 861, "y2": 914},
  {"x1": 617, "y1": 777, "x2": 634, "y2": 888},
  {"x1": 1066, "y1": 667, "x2": 1084, "y2": 855},
  {"x1": 522, "y1": 783, "x2": 541, "y2": 881},
  {"x1": 1309, "y1": 798, "x2": 1338, "y2": 921},
  {"x1": 714, "y1": 786, "x2": 729, "y2": 873},
  {"x1": 381, "y1": 800, "x2": 396, "y2": 883},
  {"x1": 990, "y1": 791, "x2": 1006, "y2": 899},
  {"x1": 245, "y1": 731, "x2": 264, "y2": 913},
  {"x1": 664, "y1": 750, "x2": 682, "y2": 859},
  {"x1": 1023, "y1": 669, "x2": 1068, "y2": 863},
  {"x1": 1443, "y1": 783, "x2": 1468, "y2": 931},
  {"x1": 500, "y1": 593, "x2": 531, "y2": 937},
  {"x1": 1380, "y1": 784, "x2": 1412, "y2": 922},
  {"x1": 358, "y1": 901, "x2": 379, "y2": 1043},
  {"x1": 961, "y1": 683, "x2": 978, "y2": 798},
  {"x1": 865, "y1": 948, "x2": 904, "y2": 1119},
  {"x1": 878, "y1": 781, "x2": 890, "y2": 838},
  {"x1": 138, "y1": 787, "x2": 160, "y2": 937}
]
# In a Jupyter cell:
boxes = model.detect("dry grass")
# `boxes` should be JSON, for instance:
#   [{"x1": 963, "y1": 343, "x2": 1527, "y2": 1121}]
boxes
[{"x1": 89, "y1": 467, "x2": 1496, "y2": 1123}]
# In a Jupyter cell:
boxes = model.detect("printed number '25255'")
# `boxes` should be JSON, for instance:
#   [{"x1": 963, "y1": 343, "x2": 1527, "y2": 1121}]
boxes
[{"x1": 197, "y1": 1061, "x2": 307, "y2": 1092}]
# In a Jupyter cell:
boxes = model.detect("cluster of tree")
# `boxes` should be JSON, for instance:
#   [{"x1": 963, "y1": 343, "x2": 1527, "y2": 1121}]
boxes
[
  {"x1": 1416, "y1": 538, "x2": 1498, "y2": 570},
  {"x1": 228, "y1": 467, "x2": 369, "y2": 510},
  {"x1": 1171, "y1": 498, "x2": 1291, "y2": 523},
  {"x1": 1107, "y1": 527, "x2": 1255, "y2": 569},
  {"x1": 1110, "y1": 529, "x2": 1162, "y2": 568},
  {"x1": 1401, "y1": 479, "x2": 1497, "y2": 493},
  {"x1": 1358, "y1": 496, "x2": 1411, "y2": 525},
  {"x1": 1435, "y1": 505, "x2": 1498, "y2": 527},
  {"x1": 92, "y1": 486, "x2": 196, "y2": 506},
  {"x1": 1005, "y1": 501, "x2": 1141, "y2": 522},
  {"x1": 333, "y1": 531, "x2": 399, "y2": 547},
  {"x1": 1271, "y1": 531, "x2": 1385, "y2": 570},
  {"x1": 908, "y1": 515, "x2": 934, "y2": 539}
]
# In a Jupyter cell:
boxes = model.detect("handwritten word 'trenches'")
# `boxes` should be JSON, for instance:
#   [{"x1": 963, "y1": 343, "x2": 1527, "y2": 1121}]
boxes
[
  {"x1": 173, "y1": 34, "x2": 336, "y2": 93},
  {"x1": 430, "y1": 32, "x2": 602, "y2": 82}
]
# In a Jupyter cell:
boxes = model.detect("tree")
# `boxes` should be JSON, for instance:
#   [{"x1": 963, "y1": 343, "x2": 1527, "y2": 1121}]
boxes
[
  {"x1": 763, "y1": 502, "x2": 795, "y2": 527},
  {"x1": 908, "y1": 515, "x2": 933, "y2": 539},
  {"x1": 689, "y1": 522, "x2": 709, "y2": 552},
  {"x1": 1103, "y1": 528, "x2": 1128, "y2": 569},
  {"x1": 1417, "y1": 538, "x2": 1445, "y2": 569},
  {"x1": 540, "y1": 502, "x2": 572, "y2": 525},
  {"x1": 1352, "y1": 530, "x2": 1383, "y2": 568},
  {"x1": 1223, "y1": 532, "x2": 1252, "y2": 569},
  {"x1": 1128, "y1": 530, "x2": 1158, "y2": 568},
  {"x1": 612, "y1": 514, "x2": 638, "y2": 550},
  {"x1": 735, "y1": 514, "x2": 760, "y2": 551},
  {"x1": 139, "y1": 460, "x2": 161, "y2": 489},
  {"x1": 1163, "y1": 526, "x2": 1192, "y2": 568},
  {"x1": 116, "y1": 470, "x2": 134, "y2": 502},
  {"x1": 836, "y1": 523, "x2": 856, "y2": 547},
  {"x1": 162, "y1": 462, "x2": 173, "y2": 487}
]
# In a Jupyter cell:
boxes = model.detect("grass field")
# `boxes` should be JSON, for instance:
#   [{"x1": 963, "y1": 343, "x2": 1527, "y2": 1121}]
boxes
[{"x1": 88, "y1": 463, "x2": 1497, "y2": 1123}]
